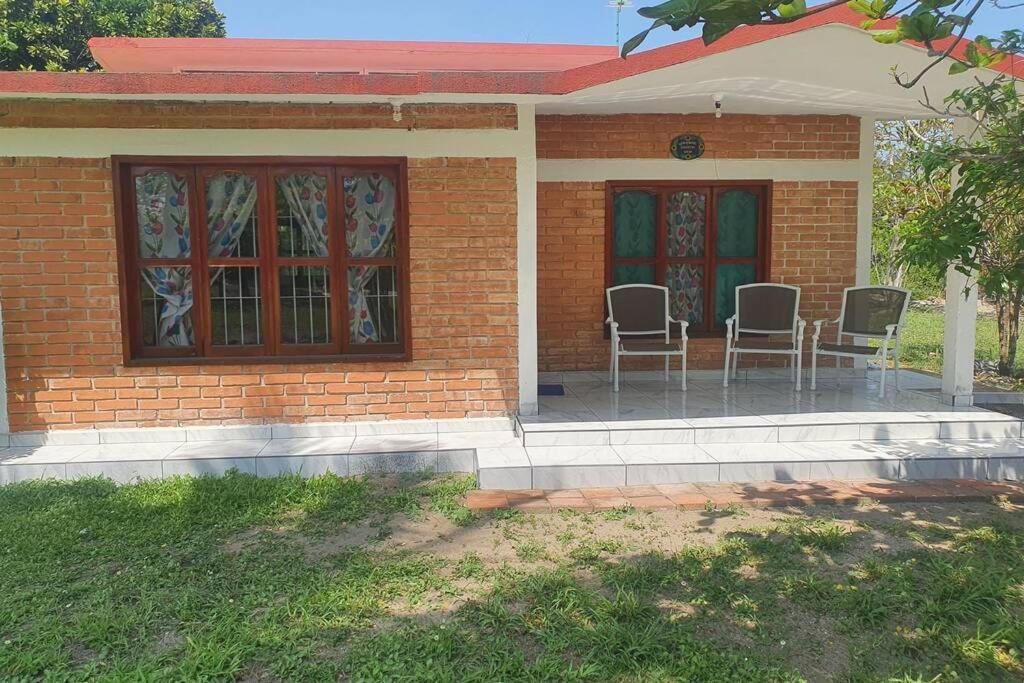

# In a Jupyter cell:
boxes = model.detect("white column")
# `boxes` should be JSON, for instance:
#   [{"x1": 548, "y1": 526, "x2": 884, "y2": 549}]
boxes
[
  {"x1": 854, "y1": 117, "x2": 875, "y2": 370},
  {"x1": 942, "y1": 265, "x2": 977, "y2": 405},
  {"x1": 516, "y1": 104, "x2": 539, "y2": 415},
  {"x1": 941, "y1": 116, "x2": 978, "y2": 406},
  {"x1": 0, "y1": 300, "x2": 9, "y2": 439}
]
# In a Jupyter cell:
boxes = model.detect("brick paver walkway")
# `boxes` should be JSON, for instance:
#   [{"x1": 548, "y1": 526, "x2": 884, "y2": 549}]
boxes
[{"x1": 466, "y1": 480, "x2": 1024, "y2": 513}]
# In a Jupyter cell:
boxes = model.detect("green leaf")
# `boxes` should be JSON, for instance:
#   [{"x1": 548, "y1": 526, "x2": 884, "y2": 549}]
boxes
[
  {"x1": 947, "y1": 61, "x2": 970, "y2": 75},
  {"x1": 703, "y1": 20, "x2": 739, "y2": 44},
  {"x1": 621, "y1": 19, "x2": 666, "y2": 56},
  {"x1": 777, "y1": 0, "x2": 806, "y2": 19},
  {"x1": 871, "y1": 30, "x2": 903, "y2": 44},
  {"x1": 637, "y1": 0, "x2": 694, "y2": 19}
]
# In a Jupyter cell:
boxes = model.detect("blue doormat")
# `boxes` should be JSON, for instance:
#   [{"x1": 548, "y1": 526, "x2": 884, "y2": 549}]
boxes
[{"x1": 538, "y1": 383, "x2": 565, "y2": 396}]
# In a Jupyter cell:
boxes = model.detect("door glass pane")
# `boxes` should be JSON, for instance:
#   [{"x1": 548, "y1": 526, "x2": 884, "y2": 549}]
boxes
[
  {"x1": 210, "y1": 267, "x2": 262, "y2": 346},
  {"x1": 349, "y1": 266, "x2": 398, "y2": 344},
  {"x1": 136, "y1": 170, "x2": 191, "y2": 258},
  {"x1": 613, "y1": 264, "x2": 655, "y2": 286},
  {"x1": 666, "y1": 264, "x2": 704, "y2": 326},
  {"x1": 716, "y1": 189, "x2": 758, "y2": 258},
  {"x1": 715, "y1": 264, "x2": 757, "y2": 327},
  {"x1": 667, "y1": 191, "x2": 705, "y2": 257},
  {"x1": 280, "y1": 266, "x2": 331, "y2": 344},
  {"x1": 140, "y1": 267, "x2": 193, "y2": 347},
  {"x1": 276, "y1": 173, "x2": 329, "y2": 258},
  {"x1": 344, "y1": 173, "x2": 396, "y2": 258},
  {"x1": 612, "y1": 191, "x2": 656, "y2": 258},
  {"x1": 206, "y1": 172, "x2": 259, "y2": 258}
]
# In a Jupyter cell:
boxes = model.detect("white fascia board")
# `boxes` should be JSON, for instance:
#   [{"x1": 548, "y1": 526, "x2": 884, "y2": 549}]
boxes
[
  {"x1": 537, "y1": 158, "x2": 861, "y2": 182},
  {"x1": 0, "y1": 127, "x2": 526, "y2": 158}
]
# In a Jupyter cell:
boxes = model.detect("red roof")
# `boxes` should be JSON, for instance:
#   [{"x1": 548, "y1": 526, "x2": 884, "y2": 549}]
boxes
[
  {"x1": 0, "y1": 5, "x2": 1017, "y2": 97},
  {"x1": 89, "y1": 37, "x2": 618, "y2": 74}
]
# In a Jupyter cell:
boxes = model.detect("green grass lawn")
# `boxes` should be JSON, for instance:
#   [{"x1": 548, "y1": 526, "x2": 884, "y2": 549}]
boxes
[
  {"x1": 898, "y1": 309, "x2": 1023, "y2": 388},
  {"x1": 3, "y1": 472, "x2": 1024, "y2": 681}
]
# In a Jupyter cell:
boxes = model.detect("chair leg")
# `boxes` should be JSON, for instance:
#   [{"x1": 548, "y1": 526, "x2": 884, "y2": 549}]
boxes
[
  {"x1": 681, "y1": 345, "x2": 688, "y2": 392},
  {"x1": 795, "y1": 350, "x2": 802, "y2": 392},
  {"x1": 894, "y1": 343, "x2": 901, "y2": 390},
  {"x1": 613, "y1": 352, "x2": 620, "y2": 393},
  {"x1": 810, "y1": 348, "x2": 818, "y2": 390},
  {"x1": 664, "y1": 355, "x2": 669, "y2": 382},
  {"x1": 878, "y1": 356, "x2": 886, "y2": 399},
  {"x1": 732, "y1": 350, "x2": 739, "y2": 380},
  {"x1": 609, "y1": 342, "x2": 614, "y2": 383},
  {"x1": 723, "y1": 347, "x2": 731, "y2": 388}
]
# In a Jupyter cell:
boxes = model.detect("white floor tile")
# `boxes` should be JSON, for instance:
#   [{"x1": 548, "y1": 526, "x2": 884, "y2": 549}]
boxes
[{"x1": 259, "y1": 437, "x2": 355, "y2": 457}]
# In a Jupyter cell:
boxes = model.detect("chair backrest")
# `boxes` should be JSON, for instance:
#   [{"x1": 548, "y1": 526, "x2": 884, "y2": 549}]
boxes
[
  {"x1": 734, "y1": 283, "x2": 800, "y2": 335},
  {"x1": 606, "y1": 284, "x2": 669, "y2": 335},
  {"x1": 838, "y1": 286, "x2": 911, "y2": 338}
]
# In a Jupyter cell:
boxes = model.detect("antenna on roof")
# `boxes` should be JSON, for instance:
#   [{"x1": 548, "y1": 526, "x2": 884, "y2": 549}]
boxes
[{"x1": 607, "y1": 0, "x2": 634, "y2": 49}]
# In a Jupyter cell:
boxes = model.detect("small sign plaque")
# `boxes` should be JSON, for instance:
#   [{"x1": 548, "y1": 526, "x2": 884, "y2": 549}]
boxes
[{"x1": 670, "y1": 134, "x2": 705, "y2": 160}]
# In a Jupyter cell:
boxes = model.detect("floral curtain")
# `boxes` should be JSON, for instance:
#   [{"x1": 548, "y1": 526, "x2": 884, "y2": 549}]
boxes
[
  {"x1": 667, "y1": 264, "x2": 704, "y2": 326},
  {"x1": 142, "y1": 266, "x2": 194, "y2": 346},
  {"x1": 135, "y1": 171, "x2": 194, "y2": 346},
  {"x1": 277, "y1": 173, "x2": 329, "y2": 257},
  {"x1": 207, "y1": 173, "x2": 258, "y2": 259},
  {"x1": 344, "y1": 173, "x2": 396, "y2": 343},
  {"x1": 667, "y1": 191, "x2": 705, "y2": 257}
]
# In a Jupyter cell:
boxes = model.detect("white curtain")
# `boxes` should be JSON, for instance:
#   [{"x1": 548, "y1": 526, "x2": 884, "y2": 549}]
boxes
[
  {"x1": 141, "y1": 267, "x2": 194, "y2": 346},
  {"x1": 344, "y1": 173, "x2": 397, "y2": 343}
]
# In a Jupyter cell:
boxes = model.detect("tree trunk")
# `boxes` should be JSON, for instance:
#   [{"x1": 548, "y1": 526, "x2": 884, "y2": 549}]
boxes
[{"x1": 996, "y1": 295, "x2": 1022, "y2": 377}]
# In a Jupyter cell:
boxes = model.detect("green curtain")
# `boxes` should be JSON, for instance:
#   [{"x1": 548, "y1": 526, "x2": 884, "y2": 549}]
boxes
[
  {"x1": 613, "y1": 191, "x2": 656, "y2": 259},
  {"x1": 613, "y1": 264, "x2": 655, "y2": 286},
  {"x1": 716, "y1": 190, "x2": 758, "y2": 258},
  {"x1": 715, "y1": 264, "x2": 756, "y2": 327}
]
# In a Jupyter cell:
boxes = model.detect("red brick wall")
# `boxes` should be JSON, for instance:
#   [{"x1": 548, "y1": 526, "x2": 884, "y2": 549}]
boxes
[
  {"x1": 0, "y1": 101, "x2": 517, "y2": 130},
  {"x1": 537, "y1": 114, "x2": 859, "y2": 160},
  {"x1": 0, "y1": 156, "x2": 518, "y2": 431}
]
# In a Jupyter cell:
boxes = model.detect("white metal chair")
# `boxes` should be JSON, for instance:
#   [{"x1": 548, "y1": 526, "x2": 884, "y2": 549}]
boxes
[
  {"x1": 723, "y1": 283, "x2": 805, "y2": 390},
  {"x1": 606, "y1": 284, "x2": 689, "y2": 393},
  {"x1": 810, "y1": 285, "x2": 911, "y2": 398}
]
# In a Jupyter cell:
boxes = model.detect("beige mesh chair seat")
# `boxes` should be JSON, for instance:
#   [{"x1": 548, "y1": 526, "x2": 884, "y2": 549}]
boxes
[
  {"x1": 810, "y1": 286, "x2": 911, "y2": 398},
  {"x1": 723, "y1": 283, "x2": 805, "y2": 390},
  {"x1": 606, "y1": 284, "x2": 689, "y2": 392}
]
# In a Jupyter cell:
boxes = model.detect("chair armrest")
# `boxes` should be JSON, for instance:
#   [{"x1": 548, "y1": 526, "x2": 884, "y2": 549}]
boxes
[
  {"x1": 724, "y1": 315, "x2": 735, "y2": 340},
  {"x1": 668, "y1": 318, "x2": 689, "y2": 340},
  {"x1": 796, "y1": 318, "x2": 806, "y2": 341},
  {"x1": 812, "y1": 317, "x2": 839, "y2": 340},
  {"x1": 605, "y1": 316, "x2": 613, "y2": 325},
  {"x1": 884, "y1": 323, "x2": 898, "y2": 340}
]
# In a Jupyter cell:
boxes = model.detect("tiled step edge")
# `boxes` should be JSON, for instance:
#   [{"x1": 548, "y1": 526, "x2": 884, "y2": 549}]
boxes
[
  {"x1": 9, "y1": 416, "x2": 515, "y2": 447},
  {"x1": 466, "y1": 480, "x2": 1024, "y2": 512}
]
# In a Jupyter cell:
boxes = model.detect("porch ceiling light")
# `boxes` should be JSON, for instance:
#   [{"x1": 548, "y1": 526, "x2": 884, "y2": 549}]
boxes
[
  {"x1": 391, "y1": 101, "x2": 403, "y2": 122},
  {"x1": 713, "y1": 93, "x2": 723, "y2": 119}
]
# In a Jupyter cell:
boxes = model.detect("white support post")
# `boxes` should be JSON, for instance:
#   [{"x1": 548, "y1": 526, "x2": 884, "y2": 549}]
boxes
[
  {"x1": 942, "y1": 264, "x2": 977, "y2": 406},
  {"x1": 516, "y1": 104, "x2": 539, "y2": 415},
  {"x1": 941, "y1": 116, "x2": 978, "y2": 406},
  {"x1": 0, "y1": 300, "x2": 9, "y2": 440},
  {"x1": 853, "y1": 116, "x2": 875, "y2": 371}
]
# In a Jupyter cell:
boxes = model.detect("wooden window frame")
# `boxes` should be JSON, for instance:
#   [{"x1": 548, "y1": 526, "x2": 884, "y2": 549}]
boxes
[
  {"x1": 604, "y1": 180, "x2": 773, "y2": 338},
  {"x1": 113, "y1": 155, "x2": 412, "y2": 366}
]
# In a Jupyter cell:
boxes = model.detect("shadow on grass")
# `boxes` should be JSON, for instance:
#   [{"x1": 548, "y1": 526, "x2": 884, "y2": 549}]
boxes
[{"x1": 1, "y1": 473, "x2": 1023, "y2": 681}]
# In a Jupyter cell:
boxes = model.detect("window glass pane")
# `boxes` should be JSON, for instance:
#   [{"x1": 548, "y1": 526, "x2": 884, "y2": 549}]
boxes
[
  {"x1": 716, "y1": 189, "x2": 758, "y2": 258},
  {"x1": 613, "y1": 264, "x2": 655, "y2": 286},
  {"x1": 210, "y1": 267, "x2": 262, "y2": 346},
  {"x1": 276, "y1": 173, "x2": 329, "y2": 258},
  {"x1": 666, "y1": 264, "x2": 704, "y2": 326},
  {"x1": 666, "y1": 191, "x2": 705, "y2": 257},
  {"x1": 612, "y1": 191, "x2": 656, "y2": 259},
  {"x1": 140, "y1": 267, "x2": 193, "y2": 347},
  {"x1": 715, "y1": 263, "x2": 757, "y2": 327},
  {"x1": 206, "y1": 172, "x2": 259, "y2": 258},
  {"x1": 349, "y1": 266, "x2": 398, "y2": 344},
  {"x1": 136, "y1": 171, "x2": 191, "y2": 259},
  {"x1": 279, "y1": 266, "x2": 331, "y2": 344},
  {"x1": 344, "y1": 173, "x2": 396, "y2": 258}
]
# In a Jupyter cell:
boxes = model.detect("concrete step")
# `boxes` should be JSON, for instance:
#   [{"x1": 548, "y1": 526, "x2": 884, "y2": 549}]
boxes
[
  {"x1": 476, "y1": 438, "x2": 1024, "y2": 490},
  {"x1": 516, "y1": 410, "x2": 1024, "y2": 447}
]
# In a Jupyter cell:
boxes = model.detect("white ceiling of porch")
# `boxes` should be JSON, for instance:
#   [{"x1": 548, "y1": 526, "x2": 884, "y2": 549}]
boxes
[{"x1": 536, "y1": 24, "x2": 998, "y2": 119}]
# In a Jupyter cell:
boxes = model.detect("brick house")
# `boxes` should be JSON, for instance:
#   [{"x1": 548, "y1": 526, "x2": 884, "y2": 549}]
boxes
[{"x1": 0, "y1": 6, "x2": 1016, "y2": 441}]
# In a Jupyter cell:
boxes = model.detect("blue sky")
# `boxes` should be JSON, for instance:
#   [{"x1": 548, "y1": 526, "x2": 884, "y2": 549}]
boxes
[{"x1": 217, "y1": 1, "x2": 1022, "y2": 49}]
